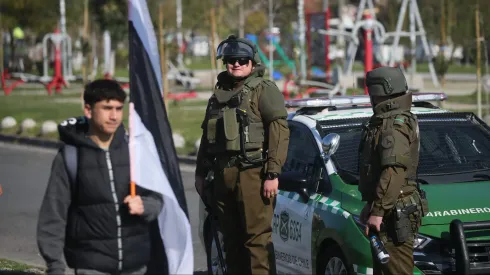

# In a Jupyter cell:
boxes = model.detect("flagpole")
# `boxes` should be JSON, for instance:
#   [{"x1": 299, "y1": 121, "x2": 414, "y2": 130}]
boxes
[
  {"x1": 128, "y1": 1, "x2": 136, "y2": 198},
  {"x1": 129, "y1": 102, "x2": 136, "y2": 198},
  {"x1": 127, "y1": 1, "x2": 194, "y2": 272}
]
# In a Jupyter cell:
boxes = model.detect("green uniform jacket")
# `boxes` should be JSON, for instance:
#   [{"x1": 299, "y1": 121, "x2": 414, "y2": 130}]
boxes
[
  {"x1": 358, "y1": 92, "x2": 420, "y2": 217},
  {"x1": 195, "y1": 65, "x2": 290, "y2": 177}
]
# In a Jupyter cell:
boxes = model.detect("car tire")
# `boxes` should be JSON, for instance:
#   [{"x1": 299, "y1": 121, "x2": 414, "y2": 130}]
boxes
[
  {"x1": 204, "y1": 215, "x2": 226, "y2": 275},
  {"x1": 317, "y1": 243, "x2": 354, "y2": 275}
]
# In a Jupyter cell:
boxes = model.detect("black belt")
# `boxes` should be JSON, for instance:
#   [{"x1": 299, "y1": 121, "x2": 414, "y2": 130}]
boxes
[{"x1": 216, "y1": 150, "x2": 265, "y2": 169}]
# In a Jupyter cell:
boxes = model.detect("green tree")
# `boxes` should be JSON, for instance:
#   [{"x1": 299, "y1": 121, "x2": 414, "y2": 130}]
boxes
[{"x1": 0, "y1": 0, "x2": 59, "y2": 34}]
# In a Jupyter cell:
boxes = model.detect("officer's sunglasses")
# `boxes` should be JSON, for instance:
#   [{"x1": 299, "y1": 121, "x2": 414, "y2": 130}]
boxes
[{"x1": 224, "y1": 57, "x2": 250, "y2": 66}]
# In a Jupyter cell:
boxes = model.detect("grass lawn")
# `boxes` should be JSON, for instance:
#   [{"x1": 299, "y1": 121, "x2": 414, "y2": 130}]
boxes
[
  {"x1": 104, "y1": 59, "x2": 478, "y2": 78},
  {"x1": 446, "y1": 91, "x2": 490, "y2": 105},
  {"x1": 0, "y1": 259, "x2": 44, "y2": 274},
  {"x1": 0, "y1": 92, "x2": 208, "y2": 155},
  {"x1": 1, "y1": 88, "x2": 487, "y2": 156}
]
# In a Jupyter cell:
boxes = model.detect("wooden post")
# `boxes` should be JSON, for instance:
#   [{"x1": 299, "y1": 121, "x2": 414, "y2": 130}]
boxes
[
  {"x1": 447, "y1": 0, "x2": 452, "y2": 39},
  {"x1": 440, "y1": 0, "x2": 446, "y2": 46},
  {"x1": 439, "y1": 0, "x2": 446, "y2": 87},
  {"x1": 217, "y1": 0, "x2": 223, "y2": 39},
  {"x1": 89, "y1": 31, "x2": 95, "y2": 81},
  {"x1": 80, "y1": 0, "x2": 90, "y2": 110},
  {"x1": 239, "y1": 0, "x2": 245, "y2": 37},
  {"x1": 210, "y1": 8, "x2": 217, "y2": 83},
  {"x1": 82, "y1": 0, "x2": 89, "y2": 84},
  {"x1": 476, "y1": 2, "x2": 482, "y2": 118},
  {"x1": 159, "y1": 3, "x2": 169, "y2": 111}
]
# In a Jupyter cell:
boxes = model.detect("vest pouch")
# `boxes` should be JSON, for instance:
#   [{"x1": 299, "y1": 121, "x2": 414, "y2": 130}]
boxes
[
  {"x1": 247, "y1": 122, "x2": 265, "y2": 143},
  {"x1": 245, "y1": 149, "x2": 263, "y2": 161},
  {"x1": 207, "y1": 118, "x2": 218, "y2": 144},
  {"x1": 223, "y1": 108, "x2": 241, "y2": 151}
]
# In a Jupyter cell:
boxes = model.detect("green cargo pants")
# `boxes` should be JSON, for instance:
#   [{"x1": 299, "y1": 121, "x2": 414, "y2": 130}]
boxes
[
  {"x1": 371, "y1": 234, "x2": 415, "y2": 275},
  {"x1": 371, "y1": 197, "x2": 421, "y2": 275},
  {"x1": 212, "y1": 165, "x2": 276, "y2": 275}
]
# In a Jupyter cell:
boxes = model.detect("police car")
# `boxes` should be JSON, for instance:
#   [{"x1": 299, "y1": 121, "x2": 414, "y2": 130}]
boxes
[{"x1": 199, "y1": 92, "x2": 490, "y2": 275}]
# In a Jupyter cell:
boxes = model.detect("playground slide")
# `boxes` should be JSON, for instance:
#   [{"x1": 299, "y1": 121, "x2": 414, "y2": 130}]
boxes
[
  {"x1": 272, "y1": 40, "x2": 295, "y2": 72},
  {"x1": 245, "y1": 34, "x2": 295, "y2": 73}
]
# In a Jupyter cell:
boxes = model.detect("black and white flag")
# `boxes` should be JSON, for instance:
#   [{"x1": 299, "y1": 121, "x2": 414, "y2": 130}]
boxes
[{"x1": 128, "y1": 0, "x2": 193, "y2": 273}]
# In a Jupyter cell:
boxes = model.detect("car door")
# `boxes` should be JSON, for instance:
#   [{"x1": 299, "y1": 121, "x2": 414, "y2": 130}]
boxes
[{"x1": 273, "y1": 121, "x2": 321, "y2": 274}]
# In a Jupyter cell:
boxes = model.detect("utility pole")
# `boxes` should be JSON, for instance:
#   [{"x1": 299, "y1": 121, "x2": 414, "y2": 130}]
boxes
[
  {"x1": 298, "y1": 0, "x2": 307, "y2": 81},
  {"x1": 323, "y1": 0, "x2": 330, "y2": 82},
  {"x1": 210, "y1": 8, "x2": 217, "y2": 82},
  {"x1": 476, "y1": 1, "x2": 482, "y2": 118},
  {"x1": 82, "y1": 0, "x2": 89, "y2": 84},
  {"x1": 268, "y1": 0, "x2": 274, "y2": 80},
  {"x1": 337, "y1": 0, "x2": 345, "y2": 53},
  {"x1": 176, "y1": 0, "x2": 183, "y2": 68},
  {"x1": 440, "y1": 0, "x2": 446, "y2": 46},
  {"x1": 60, "y1": 0, "x2": 67, "y2": 80},
  {"x1": 409, "y1": 0, "x2": 416, "y2": 87},
  {"x1": 440, "y1": 0, "x2": 446, "y2": 88},
  {"x1": 239, "y1": 0, "x2": 245, "y2": 37}
]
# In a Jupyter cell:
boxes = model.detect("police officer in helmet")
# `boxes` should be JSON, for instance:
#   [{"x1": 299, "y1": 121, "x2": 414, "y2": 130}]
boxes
[
  {"x1": 195, "y1": 35, "x2": 290, "y2": 274},
  {"x1": 359, "y1": 66, "x2": 429, "y2": 275}
]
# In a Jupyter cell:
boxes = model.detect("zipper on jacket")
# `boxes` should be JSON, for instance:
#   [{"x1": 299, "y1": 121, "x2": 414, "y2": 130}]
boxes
[{"x1": 105, "y1": 150, "x2": 123, "y2": 271}]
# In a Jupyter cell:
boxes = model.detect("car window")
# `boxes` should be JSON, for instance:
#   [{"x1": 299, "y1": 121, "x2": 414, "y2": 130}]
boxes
[
  {"x1": 318, "y1": 113, "x2": 490, "y2": 183},
  {"x1": 283, "y1": 121, "x2": 330, "y2": 193}
]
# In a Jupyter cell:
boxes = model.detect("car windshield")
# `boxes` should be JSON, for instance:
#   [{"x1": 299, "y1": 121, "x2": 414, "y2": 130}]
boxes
[{"x1": 318, "y1": 112, "x2": 490, "y2": 183}]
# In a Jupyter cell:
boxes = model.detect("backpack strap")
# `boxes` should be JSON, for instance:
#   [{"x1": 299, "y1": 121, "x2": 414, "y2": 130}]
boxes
[{"x1": 62, "y1": 144, "x2": 78, "y2": 186}]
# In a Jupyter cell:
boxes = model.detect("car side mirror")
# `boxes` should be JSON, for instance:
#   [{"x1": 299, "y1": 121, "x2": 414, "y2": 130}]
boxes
[
  {"x1": 321, "y1": 133, "x2": 340, "y2": 159},
  {"x1": 278, "y1": 171, "x2": 310, "y2": 202}
]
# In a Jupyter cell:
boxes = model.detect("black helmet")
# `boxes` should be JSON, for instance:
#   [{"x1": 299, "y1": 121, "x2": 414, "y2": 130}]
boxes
[
  {"x1": 216, "y1": 34, "x2": 261, "y2": 64},
  {"x1": 365, "y1": 66, "x2": 408, "y2": 97}
]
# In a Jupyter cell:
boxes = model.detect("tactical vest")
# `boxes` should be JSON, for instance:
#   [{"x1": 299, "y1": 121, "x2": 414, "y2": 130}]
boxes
[
  {"x1": 358, "y1": 110, "x2": 420, "y2": 202},
  {"x1": 204, "y1": 76, "x2": 266, "y2": 156}
]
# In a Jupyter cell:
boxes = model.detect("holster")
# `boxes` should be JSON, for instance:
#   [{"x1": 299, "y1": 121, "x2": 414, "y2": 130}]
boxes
[{"x1": 391, "y1": 194, "x2": 419, "y2": 244}]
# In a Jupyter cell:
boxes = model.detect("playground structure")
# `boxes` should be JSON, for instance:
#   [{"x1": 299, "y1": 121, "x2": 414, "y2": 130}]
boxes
[
  {"x1": 246, "y1": 32, "x2": 296, "y2": 80},
  {"x1": 1, "y1": 0, "x2": 200, "y2": 101},
  {"x1": 2, "y1": 29, "x2": 200, "y2": 101},
  {"x1": 100, "y1": 31, "x2": 200, "y2": 101},
  {"x1": 289, "y1": 0, "x2": 441, "y2": 98},
  {"x1": 2, "y1": 0, "x2": 443, "y2": 101},
  {"x1": 41, "y1": 30, "x2": 83, "y2": 91},
  {"x1": 1, "y1": 29, "x2": 83, "y2": 95}
]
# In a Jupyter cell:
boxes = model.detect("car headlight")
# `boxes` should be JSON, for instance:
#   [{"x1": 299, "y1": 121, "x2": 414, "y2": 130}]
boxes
[{"x1": 414, "y1": 234, "x2": 432, "y2": 250}]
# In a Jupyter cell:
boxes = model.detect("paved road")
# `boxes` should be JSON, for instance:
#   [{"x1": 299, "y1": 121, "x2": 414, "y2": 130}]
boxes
[{"x1": 0, "y1": 142, "x2": 207, "y2": 273}]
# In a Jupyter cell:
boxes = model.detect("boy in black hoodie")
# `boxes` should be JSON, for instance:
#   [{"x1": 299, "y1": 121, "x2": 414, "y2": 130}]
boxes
[{"x1": 37, "y1": 79, "x2": 163, "y2": 275}]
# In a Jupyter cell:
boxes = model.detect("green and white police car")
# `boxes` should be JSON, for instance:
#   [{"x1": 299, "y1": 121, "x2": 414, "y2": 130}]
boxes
[{"x1": 199, "y1": 92, "x2": 490, "y2": 275}]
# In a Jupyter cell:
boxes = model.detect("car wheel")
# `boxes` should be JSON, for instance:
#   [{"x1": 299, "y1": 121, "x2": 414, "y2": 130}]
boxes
[
  {"x1": 205, "y1": 216, "x2": 226, "y2": 275},
  {"x1": 317, "y1": 244, "x2": 354, "y2": 275}
]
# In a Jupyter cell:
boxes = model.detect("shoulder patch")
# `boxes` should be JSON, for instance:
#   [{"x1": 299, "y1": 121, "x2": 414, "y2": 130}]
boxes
[
  {"x1": 393, "y1": 116, "x2": 405, "y2": 126},
  {"x1": 381, "y1": 135, "x2": 395, "y2": 149}
]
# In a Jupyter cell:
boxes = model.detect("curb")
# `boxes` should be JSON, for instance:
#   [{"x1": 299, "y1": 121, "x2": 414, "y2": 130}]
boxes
[{"x1": 0, "y1": 133, "x2": 198, "y2": 165}]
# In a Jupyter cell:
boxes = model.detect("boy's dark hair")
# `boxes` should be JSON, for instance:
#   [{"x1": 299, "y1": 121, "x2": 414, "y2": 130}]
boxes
[{"x1": 83, "y1": 79, "x2": 127, "y2": 107}]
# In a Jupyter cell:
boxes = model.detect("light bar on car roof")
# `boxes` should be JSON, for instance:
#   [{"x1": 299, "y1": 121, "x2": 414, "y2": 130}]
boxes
[{"x1": 285, "y1": 92, "x2": 448, "y2": 108}]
